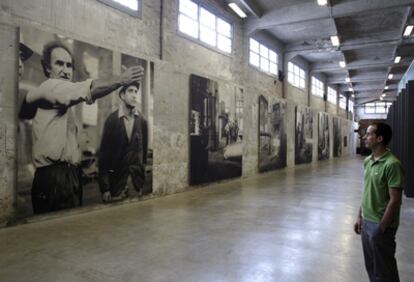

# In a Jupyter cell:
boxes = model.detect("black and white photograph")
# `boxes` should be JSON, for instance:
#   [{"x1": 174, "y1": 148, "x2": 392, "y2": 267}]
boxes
[
  {"x1": 189, "y1": 74, "x2": 243, "y2": 185},
  {"x1": 295, "y1": 105, "x2": 313, "y2": 164},
  {"x1": 333, "y1": 117, "x2": 342, "y2": 157},
  {"x1": 17, "y1": 25, "x2": 153, "y2": 218},
  {"x1": 318, "y1": 112, "x2": 330, "y2": 160},
  {"x1": 258, "y1": 95, "x2": 287, "y2": 172}
]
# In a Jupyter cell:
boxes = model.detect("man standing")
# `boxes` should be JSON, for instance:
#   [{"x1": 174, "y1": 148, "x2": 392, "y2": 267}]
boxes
[
  {"x1": 354, "y1": 122, "x2": 404, "y2": 282},
  {"x1": 98, "y1": 81, "x2": 148, "y2": 202},
  {"x1": 25, "y1": 41, "x2": 143, "y2": 214}
]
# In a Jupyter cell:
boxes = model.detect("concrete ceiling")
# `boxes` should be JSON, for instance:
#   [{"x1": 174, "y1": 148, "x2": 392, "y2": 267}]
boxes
[{"x1": 223, "y1": 0, "x2": 414, "y2": 105}]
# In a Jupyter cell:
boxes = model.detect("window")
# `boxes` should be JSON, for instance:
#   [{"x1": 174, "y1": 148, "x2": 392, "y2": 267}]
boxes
[
  {"x1": 98, "y1": 0, "x2": 140, "y2": 17},
  {"x1": 364, "y1": 102, "x2": 392, "y2": 114},
  {"x1": 349, "y1": 100, "x2": 354, "y2": 112},
  {"x1": 178, "y1": 0, "x2": 232, "y2": 54},
  {"x1": 327, "y1": 87, "x2": 337, "y2": 104},
  {"x1": 311, "y1": 77, "x2": 324, "y2": 97},
  {"x1": 249, "y1": 38, "x2": 278, "y2": 76},
  {"x1": 339, "y1": 94, "x2": 346, "y2": 109},
  {"x1": 288, "y1": 62, "x2": 305, "y2": 88}
]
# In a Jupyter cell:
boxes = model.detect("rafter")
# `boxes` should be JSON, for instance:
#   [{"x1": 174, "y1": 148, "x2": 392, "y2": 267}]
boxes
[
  {"x1": 246, "y1": 0, "x2": 414, "y2": 35},
  {"x1": 312, "y1": 60, "x2": 410, "y2": 73},
  {"x1": 240, "y1": 0, "x2": 262, "y2": 18}
]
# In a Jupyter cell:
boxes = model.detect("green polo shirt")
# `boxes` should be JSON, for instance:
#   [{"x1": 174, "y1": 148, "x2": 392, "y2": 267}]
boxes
[{"x1": 362, "y1": 151, "x2": 404, "y2": 228}]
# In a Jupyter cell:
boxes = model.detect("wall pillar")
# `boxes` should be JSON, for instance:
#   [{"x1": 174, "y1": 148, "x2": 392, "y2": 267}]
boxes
[{"x1": 0, "y1": 24, "x2": 18, "y2": 226}]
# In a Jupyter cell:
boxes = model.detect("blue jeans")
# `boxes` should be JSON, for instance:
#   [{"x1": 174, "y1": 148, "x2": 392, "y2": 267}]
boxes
[{"x1": 361, "y1": 219, "x2": 399, "y2": 282}]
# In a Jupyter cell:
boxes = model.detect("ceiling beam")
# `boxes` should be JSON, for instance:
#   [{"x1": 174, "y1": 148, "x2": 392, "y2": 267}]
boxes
[
  {"x1": 284, "y1": 33, "x2": 414, "y2": 55},
  {"x1": 354, "y1": 97, "x2": 388, "y2": 105},
  {"x1": 342, "y1": 85, "x2": 384, "y2": 92},
  {"x1": 312, "y1": 60, "x2": 411, "y2": 73},
  {"x1": 285, "y1": 37, "x2": 413, "y2": 55},
  {"x1": 246, "y1": 0, "x2": 414, "y2": 35},
  {"x1": 312, "y1": 61, "x2": 391, "y2": 72},
  {"x1": 381, "y1": 6, "x2": 412, "y2": 96},
  {"x1": 329, "y1": 13, "x2": 352, "y2": 91},
  {"x1": 240, "y1": 0, "x2": 262, "y2": 18},
  {"x1": 328, "y1": 75, "x2": 385, "y2": 84}
]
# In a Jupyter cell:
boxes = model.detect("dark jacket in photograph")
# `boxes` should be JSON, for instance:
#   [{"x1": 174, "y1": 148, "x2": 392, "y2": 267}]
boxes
[{"x1": 98, "y1": 110, "x2": 148, "y2": 197}]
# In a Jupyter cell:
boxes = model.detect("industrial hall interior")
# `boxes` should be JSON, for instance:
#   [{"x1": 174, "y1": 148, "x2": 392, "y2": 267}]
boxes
[{"x1": 1, "y1": 0, "x2": 414, "y2": 281}]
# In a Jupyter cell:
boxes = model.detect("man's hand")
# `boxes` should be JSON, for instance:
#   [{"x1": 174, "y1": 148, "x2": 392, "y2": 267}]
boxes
[
  {"x1": 354, "y1": 217, "x2": 362, "y2": 234},
  {"x1": 102, "y1": 191, "x2": 112, "y2": 203},
  {"x1": 89, "y1": 65, "x2": 144, "y2": 102},
  {"x1": 120, "y1": 66, "x2": 144, "y2": 86}
]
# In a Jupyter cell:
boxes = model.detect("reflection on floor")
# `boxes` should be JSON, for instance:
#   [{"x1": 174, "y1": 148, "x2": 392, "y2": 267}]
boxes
[{"x1": 1, "y1": 156, "x2": 414, "y2": 282}]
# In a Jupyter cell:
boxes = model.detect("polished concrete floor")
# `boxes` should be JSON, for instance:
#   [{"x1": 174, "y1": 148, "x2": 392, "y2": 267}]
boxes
[{"x1": 1, "y1": 156, "x2": 413, "y2": 282}]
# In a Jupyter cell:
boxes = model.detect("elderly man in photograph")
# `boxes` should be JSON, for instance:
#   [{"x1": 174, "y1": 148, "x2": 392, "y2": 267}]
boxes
[
  {"x1": 25, "y1": 41, "x2": 143, "y2": 214},
  {"x1": 98, "y1": 81, "x2": 148, "y2": 202},
  {"x1": 354, "y1": 122, "x2": 405, "y2": 282}
]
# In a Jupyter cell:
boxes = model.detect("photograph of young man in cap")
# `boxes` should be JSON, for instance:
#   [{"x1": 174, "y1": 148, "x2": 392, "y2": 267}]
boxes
[{"x1": 98, "y1": 81, "x2": 148, "y2": 202}]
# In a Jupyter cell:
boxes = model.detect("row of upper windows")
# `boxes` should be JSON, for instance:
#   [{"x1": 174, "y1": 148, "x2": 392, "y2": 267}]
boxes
[
  {"x1": 312, "y1": 77, "x2": 347, "y2": 109},
  {"x1": 103, "y1": 0, "x2": 351, "y2": 109},
  {"x1": 311, "y1": 77, "x2": 324, "y2": 98},
  {"x1": 179, "y1": 0, "x2": 232, "y2": 53},
  {"x1": 288, "y1": 62, "x2": 305, "y2": 88},
  {"x1": 364, "y1": 102, "x2": 392, "y2": 114},
  {"x1": 98, "y1": 0, "x2": 141, "y2": 16},
  {"x1": 249, "y1": 39, "x2": 278, "y2": 76}
]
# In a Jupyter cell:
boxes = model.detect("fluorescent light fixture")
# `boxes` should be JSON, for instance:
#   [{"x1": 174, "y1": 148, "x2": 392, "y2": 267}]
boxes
[
  {"x1": 385, "y1": 86, "x2": 389, "y2": 90},
  {"x1": 351, "y1": 94, "x2": 355, "y2": 98},
  {"x1": 404, "y1": 25, "x2": 413, "y2": 37},
  {"x1": 388, "y1": 74, "x2": 394, "y2": 79},
  {"x1": 380, "y1": 97, "x2": 384, "y2": 101},
  {"x1": 348, "y1": 87, "x2": 353, "y2": 92},
  {"x1": 317, "y1": 0, "x2": 328, "y2": 6},
  {"x1": 345, "y1": 77, "x2": 350, "y2": 83},
  {"x1": 381, "y1": 93, "x2": 386, "y2": 97},
  {"x1": 394, "y1": 56, "x2": 401, "y2": 63},
  {"x1": 228, "y1": 3, "x2": 247, "y2": 18},
  {"x1": 330, "y1": 35, "x2": 340, "y2": 46},
  {"x1": 339, "y1": 61, "x2": 346, "y2": 68}
]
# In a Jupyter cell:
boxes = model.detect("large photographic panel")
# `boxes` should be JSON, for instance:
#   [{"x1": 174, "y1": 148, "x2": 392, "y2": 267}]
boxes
[
  {"x1": 333, "y1": 117, "x2": 342, "y2": 157},
  {"x1": 17, "y1": 25, "x2": 153, "y2": 218},
  {"x1": 295, "y1": 106, "x2": 313, "y2": 164},
  {"x1": 318, "y1": 112, "x2": 330, "y2": 160},
  {"x1": 258, "y1": 95, "x2": 287, "y2": 172},
  {"x1": 189, "y1": 74, "x2": 243, "y2": 185}
]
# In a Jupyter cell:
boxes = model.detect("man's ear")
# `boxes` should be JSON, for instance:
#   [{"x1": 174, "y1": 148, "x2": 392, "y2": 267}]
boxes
[
  {"x1": 45, "y1": 65, "x2": 51, "y2": 76},
  {"x1": 377, "y1": 135, "x2": 384, "y2": 144}
]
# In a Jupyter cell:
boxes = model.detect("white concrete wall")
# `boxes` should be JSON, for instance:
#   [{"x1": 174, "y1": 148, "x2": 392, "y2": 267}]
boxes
[
  {"x1": 310, "y1": 95, "x2": 325, "y2": 113},
  {"x1": 0, "y1": 0, "x2": 355, "y2": 225}
]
